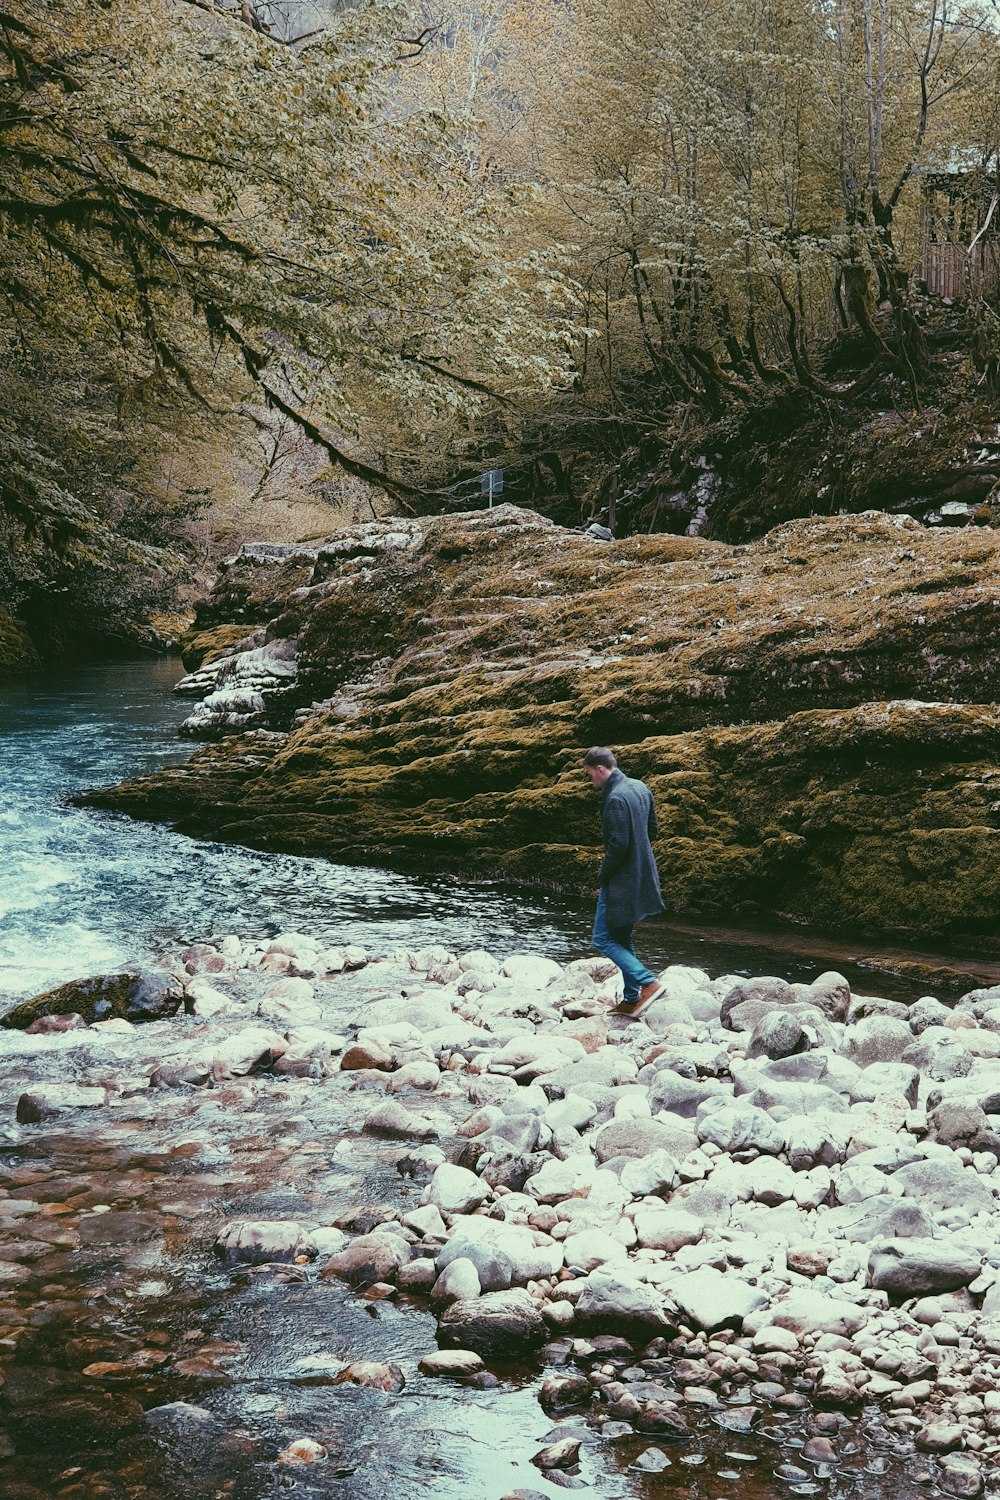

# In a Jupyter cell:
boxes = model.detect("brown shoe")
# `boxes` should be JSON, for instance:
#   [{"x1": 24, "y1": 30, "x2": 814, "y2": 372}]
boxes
[{"x1": 614, "y1": 980, "x2": 665, "y2": 1019}]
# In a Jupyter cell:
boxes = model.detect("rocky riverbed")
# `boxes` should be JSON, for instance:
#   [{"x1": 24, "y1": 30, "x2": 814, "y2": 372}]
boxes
[{"x1": 4, "y1": 937, "x2": 1000, "y2": 1498}]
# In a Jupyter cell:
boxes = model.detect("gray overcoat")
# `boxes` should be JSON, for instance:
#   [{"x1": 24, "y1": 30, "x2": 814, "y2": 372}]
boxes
[{"x1": 597, "y1": 769, "x2": 665, "y2": 929}]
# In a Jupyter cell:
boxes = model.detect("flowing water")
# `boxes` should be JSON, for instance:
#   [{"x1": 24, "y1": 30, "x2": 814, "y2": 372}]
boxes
[
  {"x1": 0, "y1": 658, "x2": 978, "y2": 1499},
  {"x1": 1, "y1": 658, "x2": 992, "y2": 1006}
]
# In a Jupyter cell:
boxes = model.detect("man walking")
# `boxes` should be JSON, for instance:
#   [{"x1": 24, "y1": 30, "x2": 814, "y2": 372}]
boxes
[{"x1": 582, "y1": 746, "x2": 665, "y2": 1018}]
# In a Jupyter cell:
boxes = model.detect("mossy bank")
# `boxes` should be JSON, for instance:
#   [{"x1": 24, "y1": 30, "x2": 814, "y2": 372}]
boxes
[{"x1": 80, "y1": 505, "x2": 1000, "y2": 948}]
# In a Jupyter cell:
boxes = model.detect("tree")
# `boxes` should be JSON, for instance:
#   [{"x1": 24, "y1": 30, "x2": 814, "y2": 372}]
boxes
[{"x1": 0, "y1": 0, "x2": 571, "y2": 652}]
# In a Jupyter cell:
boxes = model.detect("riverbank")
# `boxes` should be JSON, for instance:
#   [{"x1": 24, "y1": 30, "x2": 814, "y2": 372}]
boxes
[
  {"x1": 3, "y1": 937, "x2": 1000, "y2": 1497},
  {"x1": 81, "y1": 504, "x2": 1000, "y2": 949}
]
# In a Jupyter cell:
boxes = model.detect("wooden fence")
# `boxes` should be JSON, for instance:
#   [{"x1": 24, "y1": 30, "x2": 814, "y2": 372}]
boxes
[{"x1": 917, "y1": 240, "x2": 1000, "y2": 299}]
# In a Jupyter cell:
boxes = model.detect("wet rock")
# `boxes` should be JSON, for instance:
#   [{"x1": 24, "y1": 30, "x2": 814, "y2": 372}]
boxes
[
  {"x1": 215, "y1": 1220, "x2": 318, "y2": 1265},
  {"x1": 635, "y1": 1402, "x2": 689, "y2": 1438},
  {"x1": 632, "y1": 1446, "x2": 672, "y2": 1471},
  {"x1": 2, "y1": 967, "x2": 183, "y2": 1028},
  {"x1": 24, "y1": 1011, "x2": 87, "y2": 1033},
  {"x1": 210, "y1": 1026, "x2": 287, "y2": 1078},
  {"x1": 362, "y1": 1100, "x2": 438, "y2": 1140},
  {"x1": 341, "y1": 1038, "x2": 395, "y2": 1071},
  {"x1": 145, "y1": 1401, "x2": 223, "y2": 1435},
  {"x1": 418, "y1": 1349, "x2": 485, "y2": 1377},
  {"x1": 334, "y1": 1361, "x2": 405, "y2": 1392},
  {"x1": 79, "y1": 1209, "x2": 163, "y2": 1245},
  {"x1": 278, "y1": 1438, "x2": 327, "y2": 1464},
  {"x1": 437, "y1": 1289, "x2": 547, "y2": 1359},
  {"x1": 532, "y1": 1437, "x2": 581, "y2": 1470},
  {"x1": 10, "y1": 1391, "x2": 145, "y2": 1449},
  {"x1": 539, "y1": 1374, "x2": 591, "y2": 1412},
  {"x1": 322, "y1": 1232, "x2": 411, "y2": 1287},
  {"x1": 16, "y1": 1085, "x2": 105, "y2": 1122},
  {"x1": 149, "y1": 1062, "x2": 211, "y2": 1089}
]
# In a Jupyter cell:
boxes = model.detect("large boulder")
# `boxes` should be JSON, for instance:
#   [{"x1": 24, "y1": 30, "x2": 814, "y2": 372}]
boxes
[
  {"x1": 575, "y1": 1269, "x2": 671, "y2": 1331},
  {"x1": 2, "y1": 967, "x2": 183, "y2": 1028},
  {"x1": 214, "y1": 1221, "x2": 318, "y2": 1265},
  {"x1": 868, "y1": 1240, "x2": 982, "y2": 1297},
  {"x1": 893, "y1": 1156, "x2": 995, "y2": 1217},
  {"x1": 594, "y1": 1117, "x2": 697, "y2": 1163},
  {"x1": 437, "y1": 1289, "x2": 547, "y2": 1359},
  {"x1": 670, "y1": 1269, "x2": 767, "y2": 1332}
]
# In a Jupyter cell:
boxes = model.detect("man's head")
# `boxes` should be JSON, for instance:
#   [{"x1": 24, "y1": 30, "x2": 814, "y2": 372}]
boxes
[{"x1": 582, "y1": 745, "x2": 617, "y2": 788}]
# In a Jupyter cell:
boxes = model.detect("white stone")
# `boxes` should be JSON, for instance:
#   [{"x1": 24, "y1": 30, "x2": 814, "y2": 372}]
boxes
[{"x1": 423, "y1": 1164, "x2": 490, "y2": 1215}]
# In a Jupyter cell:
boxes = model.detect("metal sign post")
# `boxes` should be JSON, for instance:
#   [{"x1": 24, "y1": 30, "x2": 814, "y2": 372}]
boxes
[{"x1": 480, "y1": 468, "x2": 504, "y2": 509}]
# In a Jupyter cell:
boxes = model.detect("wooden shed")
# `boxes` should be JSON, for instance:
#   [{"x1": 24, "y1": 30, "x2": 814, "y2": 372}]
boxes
[{"x1": 917, "y1": 164, "x2": 1000, "y2": 299}]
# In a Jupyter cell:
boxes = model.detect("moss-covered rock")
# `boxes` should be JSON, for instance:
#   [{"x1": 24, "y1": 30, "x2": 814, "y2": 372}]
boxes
[
  {"x1": 79, "y1": 504, "x2": 1000, "y2": 943},
  {"x1": 1, "y1": 968, "x2": 184, "y2": 1028}
]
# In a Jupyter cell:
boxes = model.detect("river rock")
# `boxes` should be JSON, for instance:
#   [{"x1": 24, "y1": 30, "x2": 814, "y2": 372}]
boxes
[
  {"x1": 335, "y1": 1361, "x2": 405, "y2": 1392},
  {"x1": 423, "y1": 1164, "x2": 490, "y2": 1215},
  {"x1": 431, "y1": 1258, "x2": 482, "y2": 1305},
  {"x1": 16, "y1": 1085, "x2": 106, "y2": 1122},
  {"x1": 771, "y1": 1291, "x2": 866, "y2": 1337},
  {"x1": 214, "y1": 1220, "x2": 318, "y2": 1265},
  {"x1": 745, "y1": 1009, "x2": 812, "y2": 1060},
  {"x1": 902, "y1": 1032, "x2": 973, "y2": 1081},
  {"x1": 563, "y1": 1229, "x2": 628, "y2": 1272},
  {"x1": 210, "y1": 1026, "x2": 287, "y2": 1078},
  {"x1": 850, "y1": 1062, "x2": 920, "y2": 1107},
  {"x1": 418, "y1": 1349, "x2": 485, "y2": 1377},
  {"x1": 594, "y1": 1116, "x2": 696, "y2": 1163},
  {"x1": 322, "y1": 1232, "x2": 412, "y2": 1287},
  {"x1": 1, "y1": 967, "x2": 183, "y2": 1028},
  {"x1": 845, "y1": 1016, "x2": 912, "y2": 1065},
  {"x1": 619, "y1": 1149, "x2": 678, "y2": 1197},
  {"x1": 362, "y1": 1101, "x2": 439, "y2": 1140},
  {"x1": 24, "y1": 1011, "x2": 87, "y2": 1033},
  {"x1": 868, "y1": 1239, "x2": 982, "y2": 1297},
  {"x1": 893, "y1": 1156, "x2": 995, "y2": 1216},
  {"x1": 575, "y1": 1269, "x2": 670, "y2": 1330},
  {"x1": 697, "y1": 1103, "x2": 783, "y2": 1156},
  {"x1": 340, "y1": 1037, "x2": 395, "y2": 1071},
  {"x1": 633, "y1": 1209, "x2": 703, "y2": 1253},
  {"x1": 671, "y1": 1269, "x2": 767, "y2": 1331},
  {"x1": 437, "y1": 1288, "x2": 547, "y2": 1358}
]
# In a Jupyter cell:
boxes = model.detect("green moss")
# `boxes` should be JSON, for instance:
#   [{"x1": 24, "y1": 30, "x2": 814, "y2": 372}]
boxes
[{"x1": 80, "y1": 505, "x2": 1000, "y2": 943}]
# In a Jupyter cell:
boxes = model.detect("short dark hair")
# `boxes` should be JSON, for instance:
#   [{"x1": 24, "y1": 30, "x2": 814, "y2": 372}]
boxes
[{"x1": 582, "y1": 746, "x2": 617, "y2": 770}]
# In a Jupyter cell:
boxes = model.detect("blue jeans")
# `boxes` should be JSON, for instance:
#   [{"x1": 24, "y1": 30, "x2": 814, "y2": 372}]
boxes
[{"x1": 591, "y1": 888, "x2": 655, "y2": 1001}]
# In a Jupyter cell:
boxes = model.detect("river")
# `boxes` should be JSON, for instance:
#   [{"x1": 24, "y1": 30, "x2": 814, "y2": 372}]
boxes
[
  {"x1": 0, "y1": 658, "x2": 970, "y2": 1499},
  {"x1": 2, "y1": 657, "x2": 987, "y2": 1008}
]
